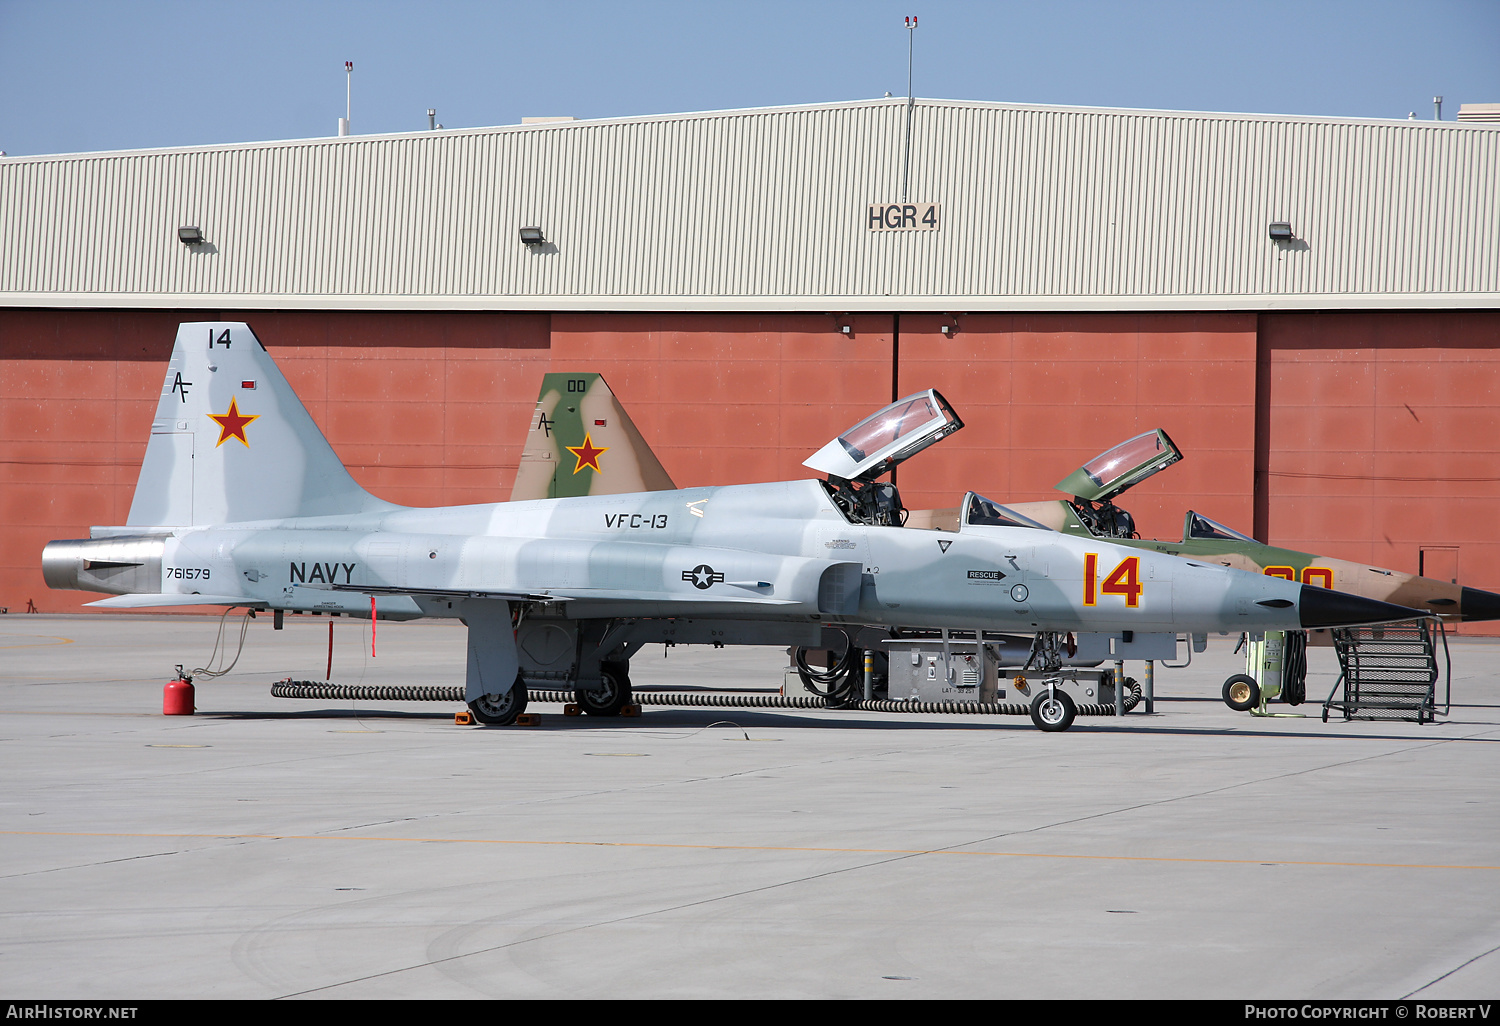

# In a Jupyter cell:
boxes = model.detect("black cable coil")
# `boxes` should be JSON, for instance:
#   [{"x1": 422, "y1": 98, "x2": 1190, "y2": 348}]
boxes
[{"x1": 793, "y1": 636, "x2": 864, "y2": 708}]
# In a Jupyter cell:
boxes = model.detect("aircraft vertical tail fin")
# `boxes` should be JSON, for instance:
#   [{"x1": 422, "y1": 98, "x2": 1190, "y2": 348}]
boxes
[
  {"x1": 510, "y1": 373, "x2": 675, "y2": 500},
  {"x1": 126, "y1": 322, "x2": 399, "y2": 527}
]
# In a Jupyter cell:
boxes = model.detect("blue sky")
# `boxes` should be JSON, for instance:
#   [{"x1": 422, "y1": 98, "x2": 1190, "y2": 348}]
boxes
[{"x1": 2, "y1": 0, "x2": 1497, "y2": 156}]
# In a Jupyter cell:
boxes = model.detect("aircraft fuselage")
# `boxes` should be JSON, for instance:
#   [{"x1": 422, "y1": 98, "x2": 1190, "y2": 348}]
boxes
[{"x1": 55, "y1": 479, "x2": 1328, "y2": 636}]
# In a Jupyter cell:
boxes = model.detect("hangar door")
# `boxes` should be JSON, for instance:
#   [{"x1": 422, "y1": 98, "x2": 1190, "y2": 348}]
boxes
[{"x1": 1258, "y1": 312, "x2": 1500, "y2": 632}]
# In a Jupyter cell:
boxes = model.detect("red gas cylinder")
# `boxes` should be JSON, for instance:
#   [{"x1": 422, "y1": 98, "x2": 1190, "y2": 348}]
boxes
[{"x1": 163, "y1": 672, "x2": 195, "y2": 715}]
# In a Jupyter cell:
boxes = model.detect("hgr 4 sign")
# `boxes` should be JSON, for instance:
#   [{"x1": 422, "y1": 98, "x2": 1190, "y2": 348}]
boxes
[{"x1": 868, "y1": 203, "x2": 940, "y2": 231}]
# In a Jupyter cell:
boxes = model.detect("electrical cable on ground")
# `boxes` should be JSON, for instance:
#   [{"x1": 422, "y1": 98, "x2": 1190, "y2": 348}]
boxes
[
  {"x1": 188, "y1": 608, "x2": 254, "y2": 679},
  {"x1": 792, "y1": 634, "x2": 863, "y2": 707}
]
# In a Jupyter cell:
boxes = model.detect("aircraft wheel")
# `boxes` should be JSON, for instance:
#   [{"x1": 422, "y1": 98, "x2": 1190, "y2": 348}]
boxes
[
  {"x1": 576, "y1": 663, "x2": 632, "y2": 717},
  {"x1": 1029, "y1": 689, "x2": 1076, "y2": 732},
  {"x1": 468, "y1": 675, "x2": 529, "y2": 725},
  {"x1": 1121, "y1": 676, "x2": 1142, "y2": 713},
  {"x1": 1222, "y1": 674, "x2": 1260, "y2": 712}
]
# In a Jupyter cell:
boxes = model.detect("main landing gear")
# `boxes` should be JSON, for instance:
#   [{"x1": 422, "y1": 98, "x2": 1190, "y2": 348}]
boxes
[
  {"x1": 575, "y1": 661, "x2": 633, "y2": 716},
  {"x1": 467, "y1": 672, "x2": 530, "y2": 725}
]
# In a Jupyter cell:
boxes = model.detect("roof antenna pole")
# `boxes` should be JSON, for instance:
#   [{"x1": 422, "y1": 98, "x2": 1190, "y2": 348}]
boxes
[
  {"x1": 902, "y1": 16, "x2": 917, "y2": 202},
  {"x1": 339, "y1": 61, "x2": 353, "y2": 136}
]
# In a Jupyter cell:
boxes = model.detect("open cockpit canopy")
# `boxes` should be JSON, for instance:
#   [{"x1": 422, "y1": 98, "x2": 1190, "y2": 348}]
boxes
[
  {"x1": 804, "y1": 389, "x2": 962, "y2": 482},
  {"x1": 1054, "y1": 428, "x2": 1182, "y2": 502}
]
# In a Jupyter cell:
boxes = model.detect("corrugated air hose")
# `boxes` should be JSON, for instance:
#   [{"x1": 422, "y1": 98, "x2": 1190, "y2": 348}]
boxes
[{"x1": 270, "y1": 679, "x2": 1114, "y2": 717}]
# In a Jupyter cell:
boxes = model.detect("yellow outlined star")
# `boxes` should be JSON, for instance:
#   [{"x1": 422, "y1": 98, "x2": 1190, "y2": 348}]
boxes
[
  {"x1": 208, "y1": 398, "x2": 259, "y2": 448},
  {"x1": 566, "y1": 433, "x2": 609, "y2": 474}
]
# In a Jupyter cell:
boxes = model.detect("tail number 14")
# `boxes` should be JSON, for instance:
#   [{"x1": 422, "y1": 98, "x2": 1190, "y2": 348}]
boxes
[{"x1": 1083, "y1": 553, "x2": 1142, "y2": 607}]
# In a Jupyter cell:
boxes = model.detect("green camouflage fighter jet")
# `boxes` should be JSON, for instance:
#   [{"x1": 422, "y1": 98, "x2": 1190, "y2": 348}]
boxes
[
  {"x1": 1003, "y1": 429, "x2": 1500, "y2": 623},
  {"x1": 1001, "y1": 429, "x2": 1500, "y2": 710},
  {"x1": 508, "y1": 377, "x2": 1455, "y2": 714},
  {"x1": 513, "y1": 389, "x2": 1496, "y2": 632}
]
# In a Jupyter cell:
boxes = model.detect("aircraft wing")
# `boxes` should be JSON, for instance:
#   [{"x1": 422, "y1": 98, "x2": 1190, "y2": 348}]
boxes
[
  {"x1": 305, "y1": 570, "x2": 855, "y2": 613},
  {"x1": 85, "y1": 593, "x2": 270, "y2": 609},
  {"x1": 299, "y1": 582, "x2": 545, "y2": 603}
]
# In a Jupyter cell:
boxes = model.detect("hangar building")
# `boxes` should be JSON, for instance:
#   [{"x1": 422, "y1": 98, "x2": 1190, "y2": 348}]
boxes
[{"x1": 2, "y1": 97, "x2": 1497, "y2": 622}]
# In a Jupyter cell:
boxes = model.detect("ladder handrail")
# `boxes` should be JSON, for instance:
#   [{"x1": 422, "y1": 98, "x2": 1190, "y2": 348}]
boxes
[{"x1": 1327, "y1": 618, "x2": 1440, "y2": 723}]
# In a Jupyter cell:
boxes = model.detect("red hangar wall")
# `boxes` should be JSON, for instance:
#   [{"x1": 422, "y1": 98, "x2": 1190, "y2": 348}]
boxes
[{"x1": 3, "y1": 306, "x2": 1497, "y2": 632}]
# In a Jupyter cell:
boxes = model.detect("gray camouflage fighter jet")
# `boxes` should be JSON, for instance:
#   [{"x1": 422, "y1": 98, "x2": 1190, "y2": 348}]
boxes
[{"x1": 43, "y1": 324, "x2": 1425, "y2": 728}]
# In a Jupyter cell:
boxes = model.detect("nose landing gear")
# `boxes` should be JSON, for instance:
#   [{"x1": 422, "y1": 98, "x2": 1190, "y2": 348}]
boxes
[{"x1": 1029, "y1": 687, "x2": 1077, "y2": 732}]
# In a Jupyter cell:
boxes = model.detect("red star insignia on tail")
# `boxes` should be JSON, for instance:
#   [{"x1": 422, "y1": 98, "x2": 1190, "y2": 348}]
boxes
[
  {"x1": 566, "y1": 433, "x2": 608, "y2": 474},
  {"x1": 208, "y1": 398, "x2": 259, "y2": 448}
]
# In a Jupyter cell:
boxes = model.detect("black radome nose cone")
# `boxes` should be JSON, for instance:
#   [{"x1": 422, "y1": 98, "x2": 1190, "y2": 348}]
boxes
[
  {"x1": 1299, "y1": 585, "x2": 1427, "y2": 628},
  {"x1": 1459, "y1": 586, "x2": 1500, "y2": 622}
]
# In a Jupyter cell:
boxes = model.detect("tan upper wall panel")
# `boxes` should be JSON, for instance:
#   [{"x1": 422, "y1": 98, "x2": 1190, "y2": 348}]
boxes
[{"x1": 1, "y1": 98, "x2": 1496, "y2": 309}]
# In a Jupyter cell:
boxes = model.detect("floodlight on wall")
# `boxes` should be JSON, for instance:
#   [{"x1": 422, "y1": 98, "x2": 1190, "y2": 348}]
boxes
[
  {"x1": 1268, "y1": 221, "x2": 1294, "y2": 242},
  {"x1": 940, "y1": 319, "x2": 958, "y2": 337},
  {"x1": 177, "y1": 226, "x2": 205, "y2": 246},
  {"x1": 518, "y1": 226, "x2": 546, "y2": 246}
]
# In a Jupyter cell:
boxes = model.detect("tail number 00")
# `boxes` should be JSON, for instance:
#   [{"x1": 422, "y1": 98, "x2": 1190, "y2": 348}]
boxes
[{"x1": 1083, "y1": 553, "x2": 1143, "y2": 608}]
